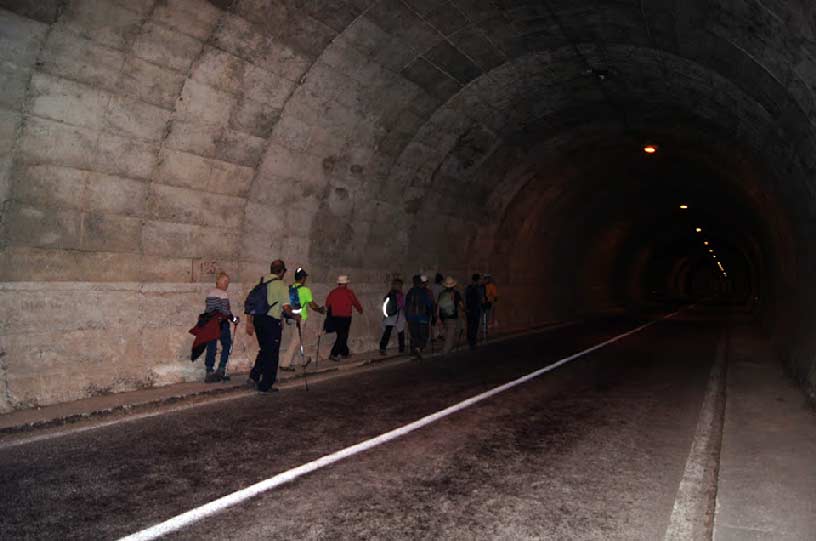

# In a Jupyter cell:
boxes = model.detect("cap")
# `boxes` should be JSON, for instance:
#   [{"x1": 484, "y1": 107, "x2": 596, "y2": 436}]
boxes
[
  {"x1": 294, "y1": 267, "x2": 308, "y2": 280},
  {"x1": 419, "y1": 274, "x2": 429, "y2": 283}
]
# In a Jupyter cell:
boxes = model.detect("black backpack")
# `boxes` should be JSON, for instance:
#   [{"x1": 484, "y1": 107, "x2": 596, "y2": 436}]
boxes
[
  {"x1": 243, "y1": 277, "x2": 279, "y2": 316},
  {"x1": 383, "y1": 291, "x2": 399, "y2": 317},
  {"x1": 405, "y1": 288, "x2": 429, "y2": 318},
  {"x1": 465, "y1": 284, "x2": 482, "y2": 312}
]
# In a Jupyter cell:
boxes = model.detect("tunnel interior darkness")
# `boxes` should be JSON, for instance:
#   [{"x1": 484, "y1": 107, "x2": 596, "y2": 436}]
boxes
[{"x1": 0, "y1": 0, "x2": 815, "y2": 409}]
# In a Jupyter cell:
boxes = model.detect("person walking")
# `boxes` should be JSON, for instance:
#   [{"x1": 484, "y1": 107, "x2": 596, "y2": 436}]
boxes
[
  {"x1": 202, "y1": 272, "x2": 239, "y2": 382},
  {"x1": 437, "y1": 276, "x2": 464, "y2": 354},
  {"x1": 245, "y1": 259, "x2": 296, "y2": 393},
  {"x1": 404, "y1": 274, "x2": 434, "y2": 359},
  {"x1": 324, "y1": 275, "x2": 363, "y2": 361},
  {"x1": 379, "y1": 278, "x2": 406, "y2": 355},
  {"x1": 484, "y1": 273, "x2": 498, "y2": 328},
  {"x1": 430, "y1": 273, "x2": 445, "y2": 341},
  {"x1": 465, "y1": 273, "x2": 484, "y2": 350},
  {"x1": 279, "y1": 267, "x2": 325, "y2": 371}
]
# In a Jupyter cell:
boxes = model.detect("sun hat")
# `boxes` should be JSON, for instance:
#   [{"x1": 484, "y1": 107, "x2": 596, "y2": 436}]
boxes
[
  {"x1": 337, "y1": 275, "x2": 350, "y2": 284},
  {"x1": 443, "y1": 276, "x2": 457, "y2": 288}
]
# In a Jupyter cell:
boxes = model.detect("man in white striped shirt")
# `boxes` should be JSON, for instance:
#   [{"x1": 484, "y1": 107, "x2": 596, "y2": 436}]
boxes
[{"x1": 203, "y1": 272, "x2": 236, "y2": 382}]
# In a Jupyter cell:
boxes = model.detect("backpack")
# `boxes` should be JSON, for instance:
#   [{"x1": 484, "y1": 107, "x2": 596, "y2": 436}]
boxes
[
  {"x1": 465, "y1": 284, "x2": 482, "y2": 312},
  {"x1": 438, "y1": 290, "x2": 456, "y2": 318},
  {"x1": 289, "y1": 284, "x2": 303, "y2": 312},
  {"x1": 243, "y1": 277, "x2": 279, "y2": 316},
  {"x1": 404, "y1": 288, "x2": 425, "y2": 319},
  {"x1": 383, "y1": 291, "x2": 399, "y2": 317}
]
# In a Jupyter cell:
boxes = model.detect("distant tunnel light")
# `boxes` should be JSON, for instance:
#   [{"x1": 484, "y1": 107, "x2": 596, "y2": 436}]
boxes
[
  {"x1": 696, "y1": 227, "x2": 703, "y2": 233},
  {"x1": 704, "y1": 241, "x2": 709, "y2": 245},
  {"x1": 679, "y1": 204, "x2": 689, "y2": 210},
  {"x1": 643, "y1": 144, "x2": 658, "y2": 154}
]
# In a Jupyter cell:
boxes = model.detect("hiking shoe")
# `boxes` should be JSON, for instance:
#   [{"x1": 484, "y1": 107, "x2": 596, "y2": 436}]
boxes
[
  {"x1": 329, "y1": 355, "x2": 340, "y2": 362},
  {"x1": 245, "y1": 378, "x2": 258, "y2": 389},
  {"x1": 257, "y1": 387, "x2": 279, "y2": 394},
  {"x1": 214, "y1": 370, "x2": 230, "y2": 382},
  {"x1": 220, "y1": 374, "x2": 231, "y2": 382},
  {"x1": 379, "y1": 349, "x2": 387, "y2": 356},
  {"x1": 204, "y1": 371, "x2": 221, "y2": 383},
  {"x1": 412, "y1": 348, "x2": 423, "y2": 360},
  {"x1": 279, "y1": 365, "x2": 296, "y2": 372}
]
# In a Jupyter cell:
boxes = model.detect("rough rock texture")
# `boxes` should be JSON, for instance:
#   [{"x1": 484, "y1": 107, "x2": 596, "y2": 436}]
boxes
[{"x1": 0, "y1": 0, "x2": 815, "y2": 410}]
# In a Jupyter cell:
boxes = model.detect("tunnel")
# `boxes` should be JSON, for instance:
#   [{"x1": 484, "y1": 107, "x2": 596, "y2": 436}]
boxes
[
  {"x1": 1, "y1": 0, "x2": 813, "y2": 409},
  {"x1": 2, "y1": 1, "x2": 816, "y2": 538}
]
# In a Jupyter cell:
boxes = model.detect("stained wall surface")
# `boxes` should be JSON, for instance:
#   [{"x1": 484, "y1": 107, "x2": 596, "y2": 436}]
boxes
[{"x1": 0, "y1": 0, "x2": 815, "y2": 410}]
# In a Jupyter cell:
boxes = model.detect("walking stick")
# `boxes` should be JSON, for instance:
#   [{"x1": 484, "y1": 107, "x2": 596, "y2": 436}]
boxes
[{"x1": 224, "y1": 321, "x2": 238, "y2": 380}]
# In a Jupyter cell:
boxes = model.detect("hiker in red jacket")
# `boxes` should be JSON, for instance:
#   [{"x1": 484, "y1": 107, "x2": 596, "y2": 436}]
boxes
[{"x1": 324, "y1": 275, "x2": 363, "y2": 361}]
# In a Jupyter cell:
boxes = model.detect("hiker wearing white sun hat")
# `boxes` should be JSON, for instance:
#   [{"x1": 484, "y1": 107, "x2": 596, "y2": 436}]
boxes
[
  {"x1": 437, "y1": 276, "x2": 464, "y2": 354},
  {"x1": 324, "y1": 274, "x2": 363, "y2": 361}
]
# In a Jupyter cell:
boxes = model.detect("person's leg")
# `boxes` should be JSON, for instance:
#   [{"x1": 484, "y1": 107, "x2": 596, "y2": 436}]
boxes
[
  {"x1": 443, "y1": 318, "x2": 456, "y2": 353},
  {"x1": 204, "y1": 339, "x2": 217, "y2": 373},
  {"x1": 216, "y1": 322, "x2": 232, "y2": 374},
  {"x1": 408, "y1": 321, "x2": 419, "y2": 353},
  {"x1": 257, "y1": 317, "x2": 282, "y2": 392},
  {"x1": 466, "y1": 313, "x2": 478, "y2": 348},
  {"x1": 420, "y1": 322, "x2": 430, "y2": 351},
  {"x1": 379, "y1": 324, "x2": 393, "y2": 353},
  {"x1": 249, "y1": 330, "x2": 263, "y2": 383},
  {"x1": 279, "y1": 326, "x2": 299, "y2": 370},
  {"x1": 338, "y1": 317, "x2": 351, "y2": 357},
  {"x1": 397, "y1": 330, "x2": 405, "y2": 353}
]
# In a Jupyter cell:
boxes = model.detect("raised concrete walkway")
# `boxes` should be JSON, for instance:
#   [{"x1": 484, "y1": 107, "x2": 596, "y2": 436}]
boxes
[
  {"x1": 714, "y1": 322, "x2": 816, "y2": 540},
  {"x1": 0, "y1": 320, "x2": 574, "y2": 434}
]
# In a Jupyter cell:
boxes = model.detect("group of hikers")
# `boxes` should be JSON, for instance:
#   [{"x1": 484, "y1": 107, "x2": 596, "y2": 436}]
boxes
[
  {"x1": 380, "y1": 272, "x2": 498, "y2": 359},
  {"x1": 190, "y1": 259, "x2": 497, "y2": 394}
]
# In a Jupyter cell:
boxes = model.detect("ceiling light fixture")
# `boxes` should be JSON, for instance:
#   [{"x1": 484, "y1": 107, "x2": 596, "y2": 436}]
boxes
[
  {"x1": 643, "y1": 144, "x2": 658, "y2": 154},
  {"x1": 679, "y1": 204, "x2": 688, "y2": 210},
  {"x1": 696, "y1": 227, "x2": 702, "y2": 233}
]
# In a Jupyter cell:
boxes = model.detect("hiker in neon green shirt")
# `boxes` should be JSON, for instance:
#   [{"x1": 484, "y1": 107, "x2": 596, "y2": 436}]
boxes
[{"x1": 280, "y1": 267, "x2": 325, "y2": 370}]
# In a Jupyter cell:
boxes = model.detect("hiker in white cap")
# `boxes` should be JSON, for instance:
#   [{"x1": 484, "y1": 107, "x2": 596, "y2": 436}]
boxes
[
  {"x1": 324, "y1": 274, "x2": 363, "y2": 361},
  {"x1": 437, "y1": 276, "x2": 464, "y2": 354}
]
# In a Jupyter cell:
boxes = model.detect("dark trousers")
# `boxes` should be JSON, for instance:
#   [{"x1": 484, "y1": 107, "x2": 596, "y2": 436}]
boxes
[
  {"x1": 466, "y1": 311, "x2": 480, "y2": 349},
  {"x1": 205, "y1": 320, "x2": 231, "y2": 372},
  {"x1": 379, "y1": 325, "x2": 405, "y2": 352},
  {"x1": 250, "y1": 315, "x2": 282, "y2": 391},
  {"x1": 330, "y1": 316, "x2": 352, "y2": 357},
  {"x1": 408, "y1": 321, "x2": 429, "y2": 352}
]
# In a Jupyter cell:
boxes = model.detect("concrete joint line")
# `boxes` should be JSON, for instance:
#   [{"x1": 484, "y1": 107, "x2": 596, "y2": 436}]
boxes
[
  {"x1": 118, "y1": 310, "x2": 681, "y2": 541},
  {"x1": 664, "y1": 327, "x2": 729, "y2": 541}
]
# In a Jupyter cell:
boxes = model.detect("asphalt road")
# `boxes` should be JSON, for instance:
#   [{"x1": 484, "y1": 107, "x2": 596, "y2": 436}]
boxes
[{"x1": 0, "y1": 310, "x2": 724, "y2": 540}]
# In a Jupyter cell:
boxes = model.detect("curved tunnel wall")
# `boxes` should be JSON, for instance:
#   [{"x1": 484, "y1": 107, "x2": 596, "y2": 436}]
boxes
[{"x1": 0, "y1": 0, "x2": 815, "y2": 410}]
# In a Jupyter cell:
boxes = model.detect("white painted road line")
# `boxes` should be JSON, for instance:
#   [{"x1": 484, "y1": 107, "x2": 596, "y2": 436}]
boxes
[
  {"x1": 664, "y1": 328, "x2": 727, "y2": 540},
  {"x1": 119, "y1": 311, "x2": 680, "y2": 541}
]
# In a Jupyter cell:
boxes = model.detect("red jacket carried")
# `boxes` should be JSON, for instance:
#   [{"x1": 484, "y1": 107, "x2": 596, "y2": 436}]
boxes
[{"x1": 189, "y1": 312, "x2": 229, "y2": 361}]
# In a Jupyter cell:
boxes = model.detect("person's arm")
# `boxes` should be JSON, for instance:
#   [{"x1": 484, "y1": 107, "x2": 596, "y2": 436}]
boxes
[
  {"x1": 351, "y1": 291, "x2": 363, "y2": 314},
  {"x1": 309, "y1": 300, "x2": 325, "y2": 314},
  {"x1": 246, "y1": 315, "x2": 254, "y2": 336}
]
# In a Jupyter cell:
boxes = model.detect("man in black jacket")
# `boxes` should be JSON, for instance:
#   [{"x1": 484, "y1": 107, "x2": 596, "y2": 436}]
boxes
[{"x1": 464, "y1": 274, "x2": 484, "y2": 350}]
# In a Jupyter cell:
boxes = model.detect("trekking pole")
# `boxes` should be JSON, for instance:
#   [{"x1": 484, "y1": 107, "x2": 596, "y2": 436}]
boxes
[
  {"x1": 224, "y1": 321, "x2": 238, "y2": 381},
  {"x1": 297, "y1": 320, "x2": 309, "y2": 392}
]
